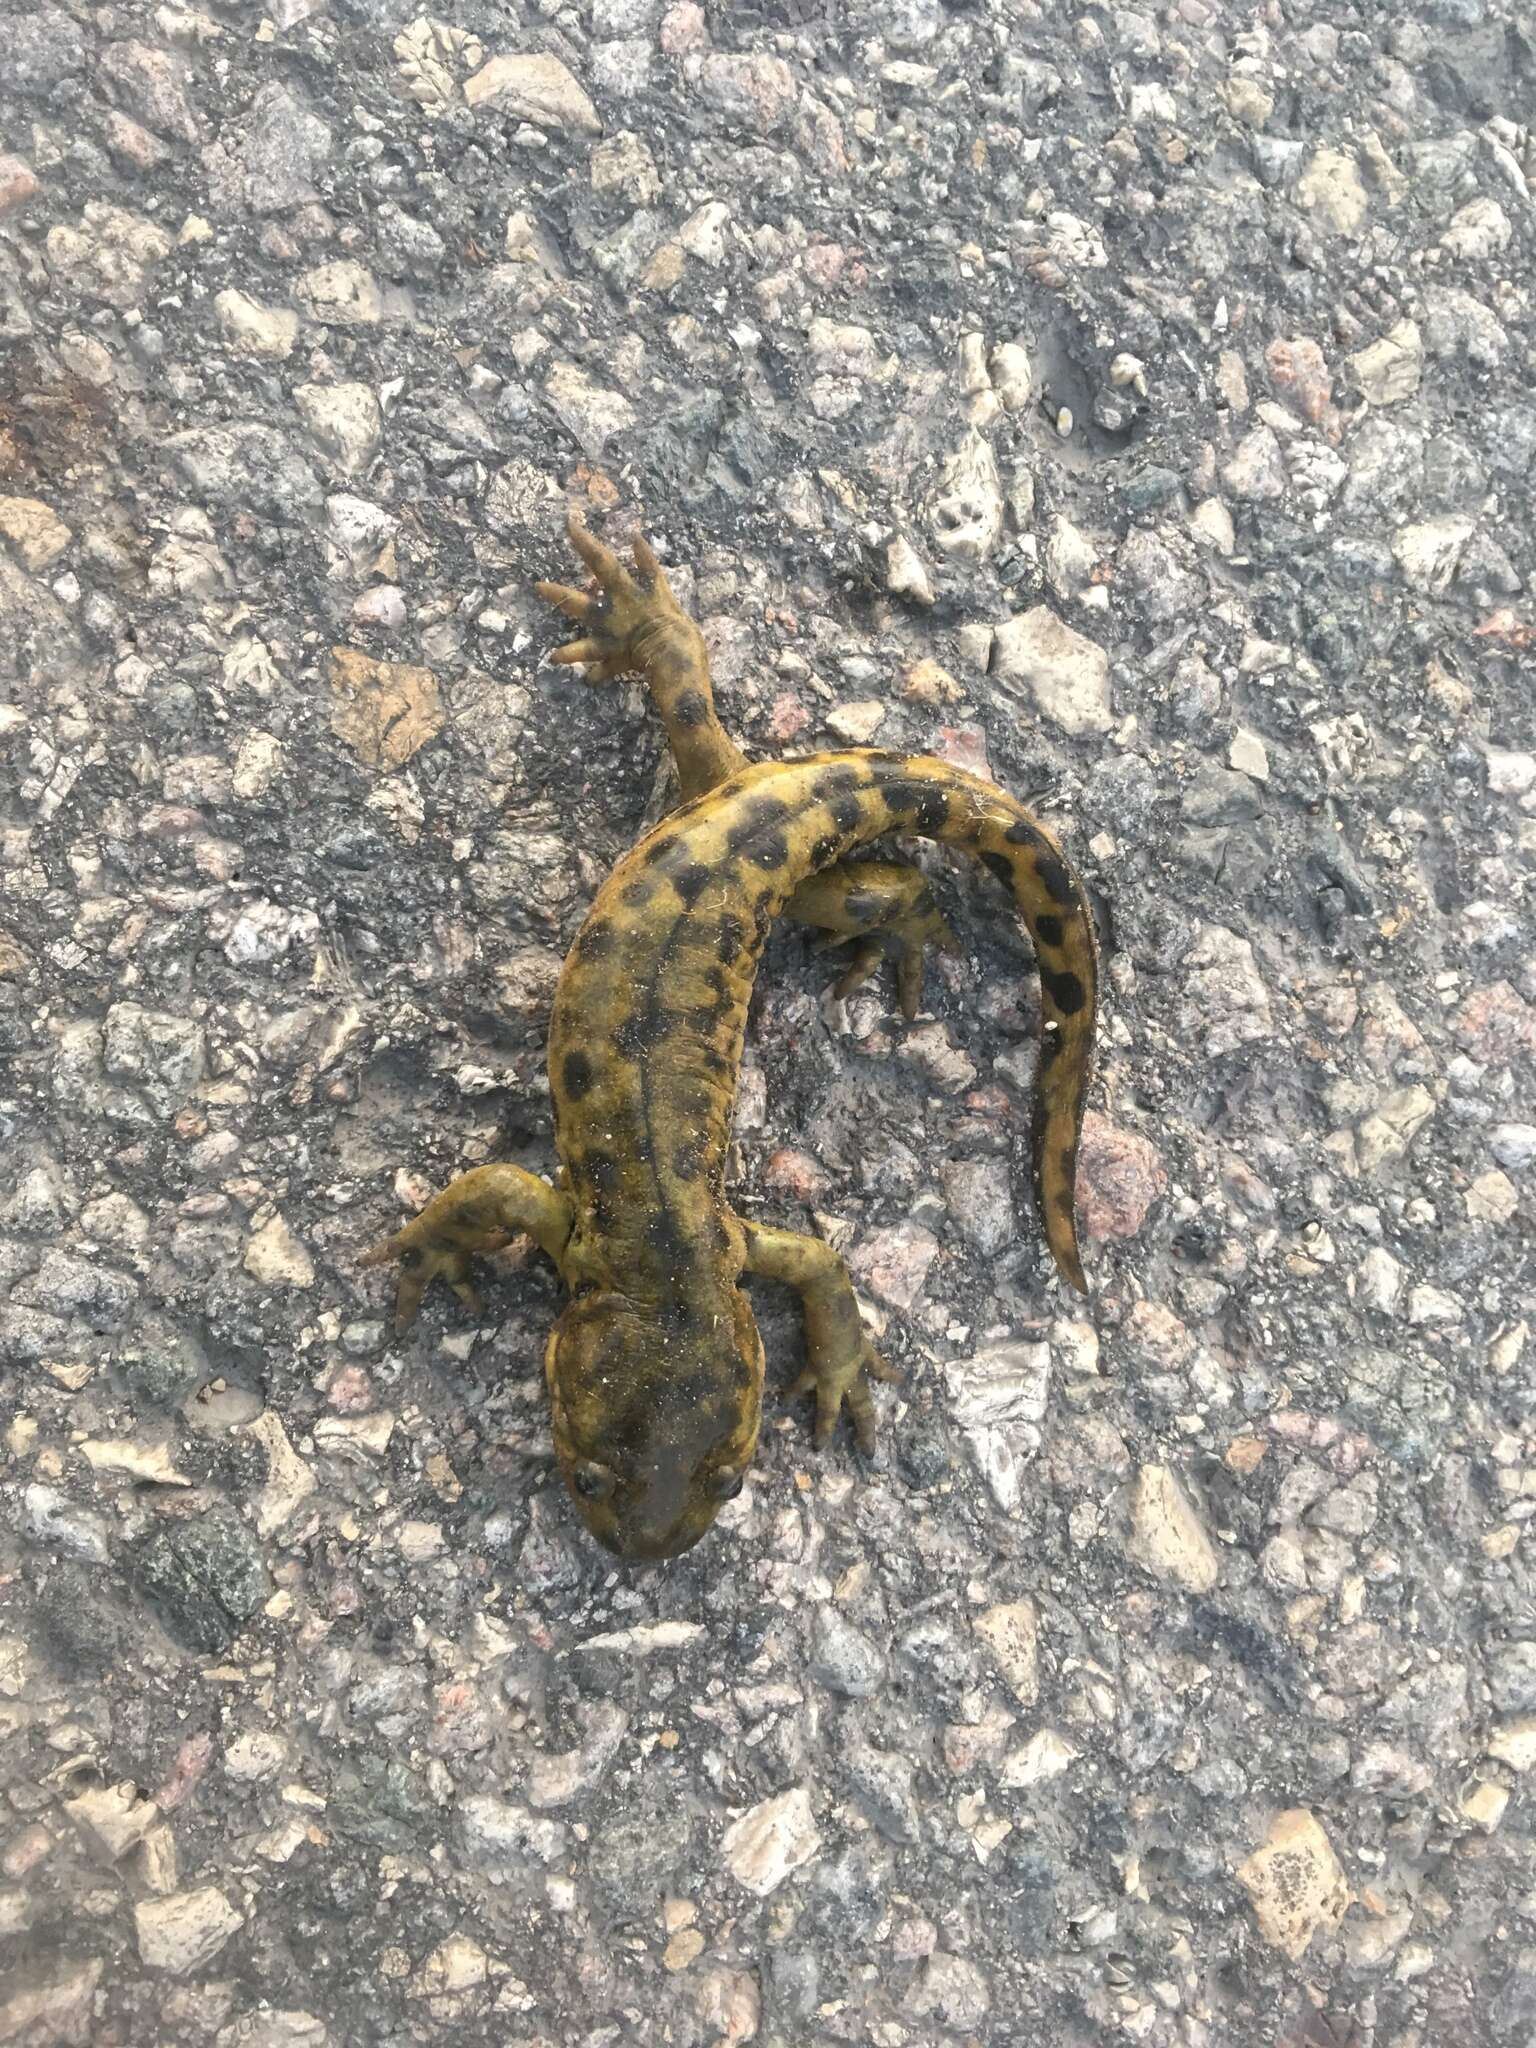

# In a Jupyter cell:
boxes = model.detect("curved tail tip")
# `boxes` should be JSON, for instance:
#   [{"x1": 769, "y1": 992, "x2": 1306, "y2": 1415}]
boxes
[{"x1": 1059, "y1": 1248, "x2": 1089, "y2": 1296}]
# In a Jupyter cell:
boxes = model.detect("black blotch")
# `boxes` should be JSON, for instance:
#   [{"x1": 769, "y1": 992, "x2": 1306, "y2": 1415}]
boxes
[
  {"x1": 717, "y1": 776, "x2": 747, "y2": 801},
  {"x1": 810, "y1": 834, "x2": 839, "y2": 868},
  {"x1": 673, "y1": 689, "x2": 707, "y2": 728},
  {"x1": 584, "y1": 1150, "x2": 619, "y2": 1192},
  {"x1": 670, "y1": 1365, "x2": 723, "y2": 1410},
  {"x1": 673, "y1": 863, "x2": 712, "y2": 905},
  {"x1": 645, "y1": 1210, "x2": 687, "y2": 1260},
  {"x1": 913, "y1": 789, "x2": 949, "y2": 832},
  {"x1": 1035, "y1": 914, "x2": 1064, "y2": 948},
  {"x1": 981, "y1": 850, "x2": 1015, "y2": 889},
  {"x1": 621, "y1": 879, "x2": 653, "y2": 909},
  {"x1": 815, "y1": 765, "x2": 861, "y2": 798},
  {"x1": 744, "y1": 831, "x2": 788, "y2": 870},
  {"x1": 726, "y1": 796, "x2": 793, "y2": 855},
  {"x1": 701, "y1": 1047, "x2": 729, "y2": 1076},
  {"x1": 672, "y1": 1139, "x2": 702, "y2": 1182},
  {"x1": 1058, "y1": 1144, "x2": 1078, "y2": 1188},
  {"x1": 716, "y1": 912, "x2": 745, "y2": 962},
  {"x1": 644, "y1": 835, "x2": 679, "y2": 867},
  {"x1": 1042, "y1": 968, "x2": 1087, "y2": 1016},
  {"x1": 829, "y1": 793, "x2": 863, "y2": 832},
  {"x1": 575, "y1": 919, "x2": 616, "y2": 965},
  {"x1": 842, "y1": 890, "x2": 880, "y2": 924},
  {"x1": 614, "y1": 1007, "x2": 675, "y2": 1058},
  {"x1": 563, "y1": 1050, "x2": 594, "y2": 1099},
  {"x1": 1005, "y1": 820, "x2": 1045, "y2": 850},
  {"x1": 1034, "y1": 851, "x2": 1076, "y2": 906}
]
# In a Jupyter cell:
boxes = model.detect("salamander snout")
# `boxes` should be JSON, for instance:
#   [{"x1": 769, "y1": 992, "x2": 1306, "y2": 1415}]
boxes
[{"x1": 546, "y1": 1292, "x2": 762, "y2": 1561}]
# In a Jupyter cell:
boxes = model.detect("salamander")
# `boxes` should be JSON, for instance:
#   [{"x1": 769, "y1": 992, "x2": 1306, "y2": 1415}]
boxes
[{"x1": 362, "y1": 519, "x2": 1098, "y2": 1559}]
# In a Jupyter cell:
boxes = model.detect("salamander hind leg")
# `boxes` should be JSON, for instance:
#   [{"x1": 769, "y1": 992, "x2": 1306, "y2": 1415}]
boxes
[
  {"x1": 360, "y1": 1165, "x2": 573, "y2": 1334},
  {"x1": 743, "y1": 1223, "x2": 900, "y2": 1451},
  {"x1": 788, "y1": 862, "x2": 960, "y2": 1023}
]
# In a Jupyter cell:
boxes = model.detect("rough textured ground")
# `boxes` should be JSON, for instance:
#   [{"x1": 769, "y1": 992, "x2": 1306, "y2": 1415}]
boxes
[{"x1": 2, "y1": 2, "x2": 1535, "y2": 2044}]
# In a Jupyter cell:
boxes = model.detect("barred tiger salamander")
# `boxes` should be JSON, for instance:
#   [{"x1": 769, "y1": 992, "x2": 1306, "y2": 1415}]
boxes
[{"x1": 362, "y1": 519, "x2": 1098, "y2": 1559}]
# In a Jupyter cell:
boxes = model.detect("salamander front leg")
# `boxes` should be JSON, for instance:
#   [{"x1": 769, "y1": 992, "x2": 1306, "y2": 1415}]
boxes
[
  {"x1": 360, "y1": 1165, "x2": 574, "y2": 1334},
  {"x1": 537, "y1": 515, "x2": 748, "y2": 803},
  {"x1": 742, "y1": 1222, "x2": 900, "y2": 1451}
]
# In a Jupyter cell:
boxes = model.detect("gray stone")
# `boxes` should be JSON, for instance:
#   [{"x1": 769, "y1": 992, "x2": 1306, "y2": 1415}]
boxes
[
  {"x1": 809, "y1": 1609, "x2": 886, "y2": 1698},
  {"x1": 1490, "y1": 1643, "x2": 1536, "y2": 1714},
  {"x1": 216, "y1": 83, "x2": 333, "y2": 213},
  {"x1": 165, "y1": 425, "x2": 322, "y2": 517},
  {"x1": 134, "y1": 1512, "x2": 270, "y2": 1654}
]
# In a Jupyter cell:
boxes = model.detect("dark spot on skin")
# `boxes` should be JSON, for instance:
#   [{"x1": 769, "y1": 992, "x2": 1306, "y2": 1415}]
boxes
[
  {"x1": 726, "y1": 796, "x2": 793, "y2": 855},
  {"x1": 828, "y1": 1290, "x2": 860, "y2": 1329},
  {"x1": 743, "y1": 831, "x2": 788, "y2": 870},
  {"x1": 716, "y1": 776, "x2": 747, "y2": 801},
  {"x1": 644, "y1": 835, "x2": 679, "y2": 867},
  {"x1": 645, "y1": 1210, "x2": 687, "y2": 1261},
  {"x1": 842, "y1": 890, "x2": 880, "y2": 925},
  {"x1": 815, "y1": 765, "x2": 861, "y2": 799},
  {"x1": 710, "y1": 1217, "x2": 732, "y2": 1252},
  {"x1": 1034, "y1": 851, "x2": 1076, "y2": 906},
  {"x1": 701, "y1": 1047, "x2": 729, "y2": 1076},
  {"x1": 1035, "y1": 914, "x2": 1064, "y2": 947},
  {"x1": 621, "y1": 879, "x2": 653, "y2": 909},
  {"x1": 1005, "y1": 820, "x2": 1045, "y2": 850},
  {"x1": 671, "y1": 1365, "x2": 723, "y2": 1408},
  {"x1": 1059, "y1": 1144, "x2": 1078, "y2": 1189},
  {"x1": 614, "y1": 1007, "x2": 675, "y2": 1058},
  {"x1": 1039, "y1": 1025, "x2": 1062, "y2": 1063},
  {"x1": 829, "y1": 793, "x2": 863, "y2": 833},
  {"x1": 584, "y1": 1150, "x2": 619, "y2": 1192},
  {"x1": 673, "y1": 689, "x2": 707, "y2": 728},
  {"x1": 672, "y1": 863, "x2": 712, "y2": 905},
  {"x1": 1042, "y1": 968, "x2": 1087, "y2": 1015},
  {"x1": 912, "y1": 886, "x2": 937, "y2": 918},
  {"x1": 575, "y1": 919, "x2": 616, "y2": 964},
  {"x1": 810, "y1": 834, "x2": 839, "y2": 868},
  {"x1": 563, "y1": 1050, "x2": 594, "y2": 1099},
  {"x1": 716, "y1": 913, "x2": 744, "y2": 962},
  {"x1": 752, "y1": 896, "x2": 776, "y2": 942},
  {"x1": 672, "y1": 1140, "x2": 702, "y2": 1182},
  {"x1": 913, "y1": 790, "x2": 949, "y2": 832},
  {"x1": 982, "y1": 850, "x2": 1015, "y2": 890}
]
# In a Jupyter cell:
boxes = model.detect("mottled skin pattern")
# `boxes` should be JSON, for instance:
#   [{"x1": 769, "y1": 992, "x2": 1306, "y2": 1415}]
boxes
[{"x1": 363, "y1": 520, "x2": 1098, "y2": 1560}]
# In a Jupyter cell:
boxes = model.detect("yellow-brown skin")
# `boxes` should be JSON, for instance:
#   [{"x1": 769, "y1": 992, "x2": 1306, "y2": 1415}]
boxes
[{"x1": 362, "y1": 520, "x2": 1098, "y2": 1560}]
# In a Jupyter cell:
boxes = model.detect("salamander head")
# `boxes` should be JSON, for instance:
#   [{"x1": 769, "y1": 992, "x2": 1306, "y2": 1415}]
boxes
[{"x1": 545, "y1": 1289, "x2": 763, "y2": 1560}]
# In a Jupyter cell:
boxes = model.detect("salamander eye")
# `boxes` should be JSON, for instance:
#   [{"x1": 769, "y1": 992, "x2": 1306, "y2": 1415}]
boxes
[
  {"x1": 712, "y1": 1467, "x2": 745, "y2": 1503},
  {"x1": 571, "y1": 1460, "x2": 616, "y2": 1501}
]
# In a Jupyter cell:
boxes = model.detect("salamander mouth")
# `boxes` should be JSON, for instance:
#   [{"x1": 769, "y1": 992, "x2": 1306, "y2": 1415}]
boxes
[{"x1": 595, "y1": 1516, "x2": 707, "y2": 1563}]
